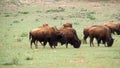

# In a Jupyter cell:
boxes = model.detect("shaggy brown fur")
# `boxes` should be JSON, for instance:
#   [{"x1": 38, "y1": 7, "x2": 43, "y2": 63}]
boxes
[
  {"x1": 104, "y1": 22, "x2": 120, "y2": 35},
  {"x1": 59, "y1": 27, "x2": 81, "y2": 48},
  {"x1": 29, "y1": 25, "x2": 65, "y2": 49},
  {"x1": 88, "y1": 26, "x2": 114, "y2": 47}
]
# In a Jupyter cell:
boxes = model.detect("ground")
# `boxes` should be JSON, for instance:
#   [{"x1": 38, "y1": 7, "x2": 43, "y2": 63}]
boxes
[{"x1": 0, "y1": 0, "x2": 120, "y2": 68}]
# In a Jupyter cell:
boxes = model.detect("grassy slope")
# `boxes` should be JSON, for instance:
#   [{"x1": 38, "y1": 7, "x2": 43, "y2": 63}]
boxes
[{"x1": 0, "y1": 1, "x2": 120, "y2": 68}]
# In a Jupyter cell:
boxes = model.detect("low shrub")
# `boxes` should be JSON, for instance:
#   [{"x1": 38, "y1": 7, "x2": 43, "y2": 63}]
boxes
[
  {"x1": 53, "y1": 16, "x2": 64, "y2": 20},
  {"x1": 12, "y1": 57, "x2": 19, "y2": 65},
  {"x1": 112, "y1": 13, "x2": 120, "y2": 20},
  {"x1": 26, "y1": 57, "x2": 33, "y2": 60},
  {"x1": 17, "y1": 38, "x2": 22, "y2": 42},
  {"x1": 35, "y1": 18, "x2": 39, "y2": 22},
  {"x1": 18, "y1": 11, "x2": 29, "y2": 14},
  {"x1": 20, "y1": 32, "x2": 28, "y2": 37},
  {"x1": 74, "y1": 22, "x2": 79, "y2": 25},
  {"x1": 5, "y1": 14, "x2": 10, "y2": 17},
  {"x1": 46, "y1": 7, "x2": 65, "y2": 13},
  {"x1": 13, "y1": 20, "x2": 20, "y2": 23},
  {"x1": 87, "y1": 11, "x2": 96, "y2": 20},
  {"x1": 36, "y1": 10, "x2": 42, "y2": 13},
  {"x1": 3, "y1": 57, "x2": 19, "y2": 65}
]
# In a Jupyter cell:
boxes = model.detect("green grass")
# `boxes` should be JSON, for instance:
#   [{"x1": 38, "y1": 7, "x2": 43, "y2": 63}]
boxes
[
  {"x1": 0, "y1": 43, "x2": 120, "y2": 68},
  {"x1": 0, "y1": 1, "x2": 120, "y2": 68}
]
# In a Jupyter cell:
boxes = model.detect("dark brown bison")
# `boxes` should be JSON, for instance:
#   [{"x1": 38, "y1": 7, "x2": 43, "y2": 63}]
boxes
[
  {"x1": 88, "y1": 26, "x2": 114, "y2": 47},
  {"x1": 29, "y1": 25, "x2": 66, "y2": 49},
  {"x1": 59, "y1": 27, "x2": 81, "y2": 48},
  {"x1": 63, "y1": 23, "x2": 72, "y2": 28},
  {"x1": 104, "y1": 22, "x2": 120, "y2": 35}
]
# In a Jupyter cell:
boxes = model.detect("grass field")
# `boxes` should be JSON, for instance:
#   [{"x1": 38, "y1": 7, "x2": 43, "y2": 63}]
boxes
[{"x1": 0, "y1": 1, "x2": 120, "y2": 68}]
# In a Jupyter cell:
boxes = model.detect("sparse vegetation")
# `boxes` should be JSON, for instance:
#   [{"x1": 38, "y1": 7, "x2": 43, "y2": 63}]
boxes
[
  {"x1": 3, "y1": 57, "x2": 19, "y2": 65},
  {"x1": 74, "y1": 22, "x2": 79, "y2": 25},
  {"x1": 4, "y1": 14, "x2": 10, "y2": 17},
  {"x1": 112, "y1": 13, "x2": 120, "y2": 21},
  {"x1": 18, "y1": 11, "x2": 29, "y2": 14},
  {"x1": 87, "y1": 12, "x2": 96, "y2": 20},
  {"x1": 35, "y1": 18, "x2": 40, "y2": 22},
  {"x1": 53, "y1": 16, "x2": 64, "y2": 20},
  {"x1": 16, "y1": 38, "x2": 22, "y2": 42},
  {"x1": 46, "y1": 7, "x2": 65, "y2": 13},
  {"x1": 13, "y1": 20, "x2": 20, "y2": 23},
  {"x1": 20, "y1": 32, "x2": 28, "y2": 37},
  {"x1": 12, "y1": 57, "x2": 19, "y2": 65},
  {"x1": 68, "y1": 8, "x2": 96, "y2": 20},
  {"x1": 26, "y1": 56, "x2": 33, "y2": 60}
]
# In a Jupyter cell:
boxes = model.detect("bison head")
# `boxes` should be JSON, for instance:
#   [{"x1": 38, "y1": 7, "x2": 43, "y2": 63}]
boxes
[
  {"x1": 72, "y1": 39, "x2": 81, "y2": 48},
  {"x1": 107, "y1": 38, "x2": 114, "y2": 47}
]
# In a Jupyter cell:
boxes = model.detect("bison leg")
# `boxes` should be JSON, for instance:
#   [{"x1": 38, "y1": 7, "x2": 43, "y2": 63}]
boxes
[
  {"x1": 35, "y1": 41, "x2": 38, "y2": 49},
  {"x1": 43, "y1": 41, "x2": 47, "y2": 48},
  {"x1": 100, "y1": 39, "x2": 107, "y2": 47},
  {"x1": 97, "y1": 39, "x2": 101, "y2": 47},
  {"x1": 50, "y1": 45, "x2": 53, "y2": 49},
  {"x1": 54, "y1": 45, "x2": 56, "y2": 48},
  {"x1": 102, "y1": 40, "x2": 107, "y2": 47},
  {"x1": 48, "y1": 42, "x2": 53, "y2": 49},
  {"x1": 104, "y1": 44, "x2": 107, "y2": 47},
  {"x1": 30, "y1": 40, "x2": 33, "y2": 49},
  {"x1": 54, "y1": 42, "x2": 57, "y2": 48},
  {"x1": 90, "y1": 37, "x2": 94, "y2": 47},
  {"x1": 66, "y1": 43, "x2": 68, "y2": 48},
  {"x1": 83, "y1": 35, "x2": 88, "y2": 44},
  {"x1": 40, "y1": 41, "x2": 47, "y2": 48},
  {"x1": 30, "y1": 39, "x2": 36, "y2": 49}
]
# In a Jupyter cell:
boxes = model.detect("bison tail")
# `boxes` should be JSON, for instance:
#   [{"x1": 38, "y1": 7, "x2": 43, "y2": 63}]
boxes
[{"x1": 29, "y1": 32, "x2": 32, "y2": 40}]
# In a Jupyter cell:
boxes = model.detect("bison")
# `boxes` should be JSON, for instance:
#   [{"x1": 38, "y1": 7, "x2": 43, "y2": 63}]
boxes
[
  {"x1": 104, "y1": 22, "x2": 120, "y2": 35},
  {"x1": 83, "y1": 25, "x2": 100, "y2": 44},
  {"x1": 63, "y1": 23, "x2": 72, "y2": 28},
  {"x1": 59, "y1": 27, "x2": 81, "y2": 48},
  {"x1": 88, "y1": 26, "x2": 114, "y2": 47},
  {"x1": 29, "y1": 25, "x2": 66, "y2": 49}
]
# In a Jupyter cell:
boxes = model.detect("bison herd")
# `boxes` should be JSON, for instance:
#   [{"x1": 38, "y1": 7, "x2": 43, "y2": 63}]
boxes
[{"x1": 29, "y1": 22, "x2": 120, "y2": 49}]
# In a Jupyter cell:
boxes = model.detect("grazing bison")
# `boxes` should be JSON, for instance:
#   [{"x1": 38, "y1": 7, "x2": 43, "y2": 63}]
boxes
[
  {"x1": 63, "y1": 23, "x2": 72, "y2": 28},
  {"x1": 83, "y1": 25, "x2": 100, "y2": 44},
  {"x1": 104, "y1": 22, "x2": 120, "y2": 35},
  {"x1": 59, "y1": 27, "x2": 81, "y2": 48},
  {"x1": 29, "y1": 25, "x2": 66, "y2": 49},
  {"x1": 88, "y1": 26, "x2": 114, "y2": 47}
]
